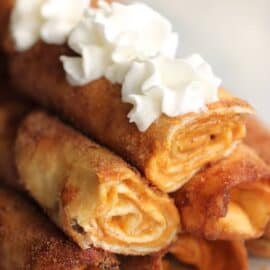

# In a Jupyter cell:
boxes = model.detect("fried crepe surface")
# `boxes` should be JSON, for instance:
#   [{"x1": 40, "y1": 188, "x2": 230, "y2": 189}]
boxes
[
  {"x1": 169, "y1": 234, "x2": 248, "y2": 270},
  {"x1": 174, "y1": 144, "x2": 270, "y2": 240},
  {"x1": 245, "y1": 116, "x2": 270, "y2": 258},
  {"x1": 0, "y1": 19, "x2": 253, "y2": 191},
  {"x1": 0, "y1": 186, "x2": 119, "y2": 270},
  {"x1": 15, "y1": 111, "x2": 179, "y2": 255}
]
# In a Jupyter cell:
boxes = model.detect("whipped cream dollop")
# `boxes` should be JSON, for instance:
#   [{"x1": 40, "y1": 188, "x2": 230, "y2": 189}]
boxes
[
  {"x1": 11, "y1": 0, "x2": 221, "y2": 132},
  {"x1": 60, "y1": 1, "x2": 178, "y2": 85},
  {"x1": 122, "y1": 55, "x2": 221, "y2": 132},
  {"x1": 11, "y1": 0, "x2": 44, "y2": 51},
  {"x1": 11, "y1": 0, "x2": 89, "y2": 51}
]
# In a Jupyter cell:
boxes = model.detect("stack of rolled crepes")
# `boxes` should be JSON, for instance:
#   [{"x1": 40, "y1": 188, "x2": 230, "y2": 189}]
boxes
[
  {"x1": 1, "y1": 1, "x2": 270, "y2": 270},
  {"x1": 0, "y1": 87, "x2": 255, "y2": 270}
]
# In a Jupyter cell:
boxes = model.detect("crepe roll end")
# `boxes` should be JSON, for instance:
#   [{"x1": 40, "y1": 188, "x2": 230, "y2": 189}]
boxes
[
  {"x1": 147, "y1": 97, "x2": 253, "y2": 192},
  {"x1": 15, "y1": 111, "x2": 180, "y2": 255}
]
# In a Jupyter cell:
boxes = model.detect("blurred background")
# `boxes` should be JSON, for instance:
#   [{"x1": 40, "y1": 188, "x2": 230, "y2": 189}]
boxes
[{"x1": 126, "y1": 0, "x2": 270, "y2": 124}]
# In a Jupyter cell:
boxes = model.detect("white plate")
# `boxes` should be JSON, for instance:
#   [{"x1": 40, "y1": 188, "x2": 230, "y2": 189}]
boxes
[{"x1": 124, "y1": 0, "x2": 270, "y2": 268}]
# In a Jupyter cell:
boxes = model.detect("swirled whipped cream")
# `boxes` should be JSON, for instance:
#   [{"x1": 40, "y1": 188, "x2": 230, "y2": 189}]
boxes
[
  {"x1": 11, "y1": 0, "x2": 221, "y2": 132},
  {"x1": 122, "y1": 55, "x2": 221, "y2": 132},
  {"x1": 60, "y1": 1, "x2": 178, "y2": 85},
  {"x1": 11, "y1": 0, "x2": 89, "y2": 51}
]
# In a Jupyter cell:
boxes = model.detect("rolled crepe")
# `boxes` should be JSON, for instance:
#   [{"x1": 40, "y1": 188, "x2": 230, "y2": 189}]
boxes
[
  {"x1": 244, "y1": 116, "x2": 270, "y2": 258},
  {"x1": 0, "y1": 92, "x2": 178, "y2": 269},
  {"x1": 1, "y1": 1, "x2": 253, "y2": 191},
  {"x1": 15, "y1": 111, "x2": 180, "y2": 255},
  {"x1": 173, "y1": 144, "x2": 270, "y2": 240},
  {"x1": 169, "y1": 234, "x2": 248, "y2": 270},
  {"x1": 0, "y1": 186, "x2": 119, "y2": 270}
]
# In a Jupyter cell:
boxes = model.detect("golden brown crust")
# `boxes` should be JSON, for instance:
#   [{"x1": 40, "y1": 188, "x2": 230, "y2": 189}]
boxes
[
  {"x1": 169, "y1": 234, "x2": 248, "y2": 270},
  {"x1": 173, "y1": 144, "x2": 270, "y2": 240},
  {"x1": 0, "y1": 186, "x2": 119, "y2": 270},
  {"x1": 15, "y1": 111, "x2": 179, "y2": 255},
  {"x1": 0, "y1": 14, "x2": 253, "y2": 191}
]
